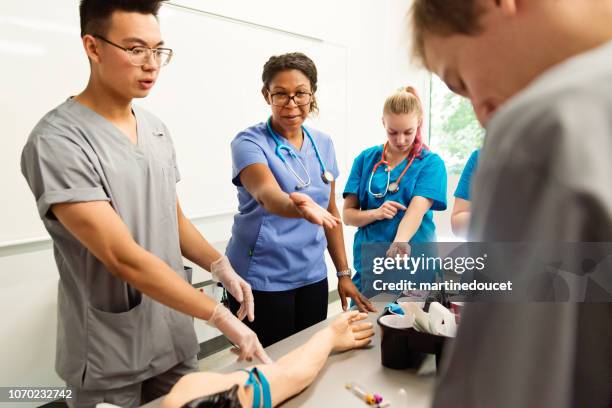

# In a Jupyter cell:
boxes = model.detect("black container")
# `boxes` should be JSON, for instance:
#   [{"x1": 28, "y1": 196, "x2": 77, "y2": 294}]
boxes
[{"x1": 377, "y1": 311, "x2": 447, "y2": 370}]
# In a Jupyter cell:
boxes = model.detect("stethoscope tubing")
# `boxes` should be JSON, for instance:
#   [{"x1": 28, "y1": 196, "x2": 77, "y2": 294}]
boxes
[
  {"x1": 266, "y1": 117, "x2": 332, "y2": 190},
  {"x1": 367, "y1": 143, "x2": 416, "y2": 198}
]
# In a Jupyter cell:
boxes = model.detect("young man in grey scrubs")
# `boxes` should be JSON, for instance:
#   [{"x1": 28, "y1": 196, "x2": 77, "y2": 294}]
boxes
[
  {"x1": 410, "y1": 1, "x2": 612, "y2": 408},
  {"x1": 20, "y1": 1, "x2": 270, "y2": 406}
]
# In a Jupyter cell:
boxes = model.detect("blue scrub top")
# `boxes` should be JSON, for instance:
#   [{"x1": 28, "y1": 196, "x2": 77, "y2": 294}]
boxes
[
  {"x1": 343, "y1": 145, "x2": 447, "y2": 288},
  {"x1": 454, "y1": 149, "x2": 480, "y2": 200},
  {"x1": 226, "y1": 122, "x2": 339, "y2": 291}
]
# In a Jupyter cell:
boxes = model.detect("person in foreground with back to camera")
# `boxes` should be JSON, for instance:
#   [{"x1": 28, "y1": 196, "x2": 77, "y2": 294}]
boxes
[
  {"x1": 343, "y1": 87, "x2": 447, "y2": 294},
  {"x1": 410, "y1": 0, "x2": 612, "y2": 407},
  {"x1": 20, "y1": 1, "x2": 269, "y2": 406},
  {"x1": 225, "y1": 52, "x2": 376, "y2": 348},
  {"x1": 161, "y1": 311, "x2": 374, "y2": 408}
]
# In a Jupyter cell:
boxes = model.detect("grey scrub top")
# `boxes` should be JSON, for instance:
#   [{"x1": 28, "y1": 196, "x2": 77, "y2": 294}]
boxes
[
  {"x1": 20, "y1": 99, "x2": 199, "y2": 390},
  {"x1": 433, "y1": 41, "x2": 612, "y2": 408}
]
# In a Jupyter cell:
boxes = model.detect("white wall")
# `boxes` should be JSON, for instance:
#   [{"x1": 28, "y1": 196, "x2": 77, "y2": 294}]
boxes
[{"x1": 0, "y1": 0, "x2": 430, "y2": 398}]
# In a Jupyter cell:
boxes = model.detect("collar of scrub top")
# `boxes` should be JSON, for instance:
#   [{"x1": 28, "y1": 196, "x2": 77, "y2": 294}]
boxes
[
  {"x1": 266, "y1": 117, "x2": 334, "y2": 190},
  {"x1": 368, "y1": 142, "x2": 416, "y2": 199}
]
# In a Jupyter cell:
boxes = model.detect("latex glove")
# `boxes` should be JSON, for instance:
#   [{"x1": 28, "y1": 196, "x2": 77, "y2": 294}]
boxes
[
  {"x1": 208, "y1": 303, "x2": 273, "y2": 364},
  {"x1": 211, "y1": 256, "x2": 254, "y2": 322}
]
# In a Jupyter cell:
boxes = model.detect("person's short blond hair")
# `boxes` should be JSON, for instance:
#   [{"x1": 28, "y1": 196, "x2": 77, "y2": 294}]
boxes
[{"x1": 410, "y1": 0, "x2": 485, "y2": 67}]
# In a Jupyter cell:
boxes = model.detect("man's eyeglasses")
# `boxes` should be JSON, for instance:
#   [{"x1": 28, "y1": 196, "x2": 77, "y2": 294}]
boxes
[
  {"x1": 269, "y1": 91, "x2": 312, "y2": 107},
  {"x1": 93, "y1": 35, "x2": 173, "y2": 67}
]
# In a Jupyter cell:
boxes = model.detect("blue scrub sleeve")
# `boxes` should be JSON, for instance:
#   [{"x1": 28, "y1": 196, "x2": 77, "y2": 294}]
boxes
[
  {"x1": 343, "y1": 151, "x2": 365, "y2": 198},
  {"x1": 231, "y1": 137, "x2": 268, "y2": 187},
  {"x1": 412, "y1": 154, "x2": 448, "y2": 211},
  {"x1": 20, "y1": 134, "x2": 110, "y2": 221},
  {"x1": 326, "y1": 137, "x2": 340, "y2": 179},
  {"x1": 454, "y1": 149, "x2": 480, "y2": 200}
]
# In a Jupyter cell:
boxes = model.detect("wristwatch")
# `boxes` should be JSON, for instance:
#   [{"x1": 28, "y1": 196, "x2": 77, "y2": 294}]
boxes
[{"x1": 336, "y1": 269, "x2": 352, "y2": 278}]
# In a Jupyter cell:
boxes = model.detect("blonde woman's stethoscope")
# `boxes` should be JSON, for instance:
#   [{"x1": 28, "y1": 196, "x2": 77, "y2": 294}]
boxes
[{"x1": 367, "y1": 142, "x2": 416, "y2": 198}]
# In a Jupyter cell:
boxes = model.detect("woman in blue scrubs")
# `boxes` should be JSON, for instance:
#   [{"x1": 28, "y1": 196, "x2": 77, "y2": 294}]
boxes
[
  {"x1": 226, "y1": 52, "x2": 375, "y2": 347},
  {"x1": 343, "y1": 87, "x2": 447, "y2": 292},
  {"x1": 452, "y1": 149, "x2": 480, "y2": 238}
]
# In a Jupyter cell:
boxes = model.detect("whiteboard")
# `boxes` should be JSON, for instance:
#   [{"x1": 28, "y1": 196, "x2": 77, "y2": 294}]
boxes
[{"x1": 0, "y1": 1, "x2": 347, "y2": 246}]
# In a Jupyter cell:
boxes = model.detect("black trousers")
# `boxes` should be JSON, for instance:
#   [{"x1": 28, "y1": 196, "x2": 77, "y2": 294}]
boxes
[{"x1": 228, "y1": 278, "x2": 328, "y2": 347}]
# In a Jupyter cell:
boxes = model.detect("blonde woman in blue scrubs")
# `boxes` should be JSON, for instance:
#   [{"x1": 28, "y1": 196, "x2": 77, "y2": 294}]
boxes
[
  {"x1": 343, "y1": 87, "x2": 447, "y2": 292},
  {"x1": 224, "y1": 53, "x2": 375, "y2": 347}
]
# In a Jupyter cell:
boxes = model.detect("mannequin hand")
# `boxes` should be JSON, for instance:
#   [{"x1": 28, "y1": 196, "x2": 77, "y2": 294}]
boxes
[{"x1": 326, "y1": 311, "x2": 374, "y2": 352}]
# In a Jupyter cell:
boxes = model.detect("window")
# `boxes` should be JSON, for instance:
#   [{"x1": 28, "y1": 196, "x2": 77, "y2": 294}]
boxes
[{"x1": 428, "y1": 75, "x2": 484, "y2": 175}]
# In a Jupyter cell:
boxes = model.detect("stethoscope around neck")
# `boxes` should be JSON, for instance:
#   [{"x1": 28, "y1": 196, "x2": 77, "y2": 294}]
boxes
[
  {"x1": 266, "y1": 117, "x2": 334, "y2": 190},
  {"x1": 368, "y1": 142, "x2": 416, "y2": 198}
]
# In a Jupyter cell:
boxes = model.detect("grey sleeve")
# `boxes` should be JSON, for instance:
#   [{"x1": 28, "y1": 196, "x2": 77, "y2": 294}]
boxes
[
  {"x1": 471, "y1": 93, "x2": 612, "y2": 241},
  {"x1": 20, "y1": 133, "x2": 109, "y2": 220},
  {"x1": 437, "y1": 93, "x2": 612, "y2": 408}
]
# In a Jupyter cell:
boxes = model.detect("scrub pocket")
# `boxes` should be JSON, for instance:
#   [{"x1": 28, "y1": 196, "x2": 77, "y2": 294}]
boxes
[
  {"x1": 85, "y1": 299, "x2": 153, "y2": 384},
  {"x1": 148, "y1": 162, "x2": 176, "y2": 223}
]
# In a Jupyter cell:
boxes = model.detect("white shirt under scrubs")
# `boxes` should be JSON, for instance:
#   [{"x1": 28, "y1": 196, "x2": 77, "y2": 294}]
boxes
[
  {"x1": 433, "y1": 42, "x2": 612, "y2": 408},
  {"x1": 20, "y1": 99, "x2": 199, "y2": 390}
]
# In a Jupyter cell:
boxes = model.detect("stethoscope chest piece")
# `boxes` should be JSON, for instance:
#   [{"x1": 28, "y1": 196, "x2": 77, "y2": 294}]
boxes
[
  {"x1": 322, "y1": 171, "x2": 334, "y2": 184},
  {"x1": 388, "y1": 182, "x2": 400, "y2": 194}
]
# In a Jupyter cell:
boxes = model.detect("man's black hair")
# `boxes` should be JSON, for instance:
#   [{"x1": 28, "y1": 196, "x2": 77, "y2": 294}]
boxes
[{"x1": 79, "y1": 0, "x2": 162, "y2": 37}]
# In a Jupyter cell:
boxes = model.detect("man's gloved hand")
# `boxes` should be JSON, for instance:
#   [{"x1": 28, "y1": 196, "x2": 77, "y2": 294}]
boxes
[
  {"x1": 208, "y1": 303, "x2": 272, "y2": 364},
  {"x1": 211, "y1": 256, "x2": 254, "y2": 322}
]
